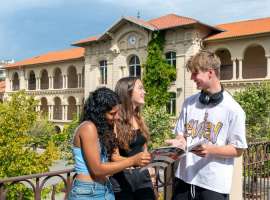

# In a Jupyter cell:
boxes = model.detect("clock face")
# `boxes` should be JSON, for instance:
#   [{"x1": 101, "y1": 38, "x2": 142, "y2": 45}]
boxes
[{"x1": 128, "y1": 35, "x2": 136, "y2": 45}]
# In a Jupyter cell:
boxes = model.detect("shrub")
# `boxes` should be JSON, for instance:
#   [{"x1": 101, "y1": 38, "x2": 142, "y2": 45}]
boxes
[
  {"x1": 143, "y1": 105, "x2": 174, "y2": 149},
  {"x1": 0, "y1": 91, "x2": 59, "y2": 199},
  {"x1": 234, "y1": 82, "x2": 270, "y2": 142}
]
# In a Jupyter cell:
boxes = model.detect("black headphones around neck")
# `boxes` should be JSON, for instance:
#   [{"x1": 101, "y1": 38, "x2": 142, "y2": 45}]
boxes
[{"x1": 199, "y1": 86, "x2": 224, "y2": 106}]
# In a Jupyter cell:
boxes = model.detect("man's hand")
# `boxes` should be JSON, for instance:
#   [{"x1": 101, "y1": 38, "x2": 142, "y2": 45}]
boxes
[
  {"x1": 191, "y1": 144, "x2": 211, "y2": 157},
  {"x1": 165, "y1": 134, "x2": 187, "y2": 150},
  {"x1": 191, "y1": 144, "x2": 244, "y2": 158}
]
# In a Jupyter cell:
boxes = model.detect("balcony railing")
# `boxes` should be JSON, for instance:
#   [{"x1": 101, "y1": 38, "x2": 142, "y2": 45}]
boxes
[
  {"x1": 221, "y1": 78, "x2": 270, "y2": 87},
  {"x1": 0, "y1": 158, "x2": 176, "y2": 200},
  {"x1": 1, "y1": 141, "x2": 269, "y2": 200},
  {"x1": 243, "y1": 141, "x2": 270, "y2": 200},
  {"x1": 0, "y1": 168, "x2": 75, "y2": 200}
]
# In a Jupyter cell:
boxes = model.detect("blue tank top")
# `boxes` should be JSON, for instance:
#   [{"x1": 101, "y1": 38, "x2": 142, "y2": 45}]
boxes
[{"x1": 73, "y1": 142, "x2": 108, "y2": 175}]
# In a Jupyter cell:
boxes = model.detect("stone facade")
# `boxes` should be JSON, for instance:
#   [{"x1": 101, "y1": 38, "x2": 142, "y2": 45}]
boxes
[
  {"x1": 4, "y1": 15, "x2": 270, "y2": 130},
  {"x1": 206, "y1": 35, "x2": 270, "y2": 93},
  {"x1": 4, "y1": 59, "x2": 84, "y2": 130},
  {"x1": 81, "y1": 20, "x2": 217, "y2": 116}
]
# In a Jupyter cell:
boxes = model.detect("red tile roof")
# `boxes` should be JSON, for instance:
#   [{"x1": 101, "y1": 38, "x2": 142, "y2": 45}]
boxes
[
  {"x1": 74, "y1": 14, "x2": 218, "y2": 46},
  {"x1": 72, "y1": 36, "x2": 100, "y2": 46},
  {"x1": 72, "y1": 16, "x2": 159, "y2": 46},
  {"x1": 0, "y1": 81, "x2": 5, "y2": 93},
  {"x1": 6, "y1": 47, "x2": 84, "y2": 68},
  {"x1": 11, "y1": 14, "x2": 263, "y2": 68},
  {"x1": 206, "y1": 17, "x2": 270, "y2": 41},
  {"x1": 121, "y1": 16, "x2": 156, "y2": 30},
  {"x1": 148, "y1": 14, "x2": 197, "y2": 30}
]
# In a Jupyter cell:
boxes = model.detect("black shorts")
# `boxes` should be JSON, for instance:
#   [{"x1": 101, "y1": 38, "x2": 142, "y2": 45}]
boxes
[
  {"x1": 172, "y1": 178, "x2": 229, "y2": 200},
  {"x1": 110, "y1": 168, "x2": 155, "y2": 200}
]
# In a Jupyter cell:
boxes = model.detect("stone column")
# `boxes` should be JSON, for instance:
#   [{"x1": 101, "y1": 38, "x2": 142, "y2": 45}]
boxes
[
  {"x1": 80, "y1": 74, "x2": 83, "y2": 88},
  {"x1": 238, "y1": 58, "x2": 243, "y2": 80},
  {"x1": 49, "y1": 76, "x2": 52, "y2": 89},
  {"x1": 62, "y1": 105, "x2": 67, "y2": 121},
  {"x1": 49, "y1": 105, "x2": 53, "y2": 120},
  {"x1": 65, "y1": 105, "x2": 68, "y2": 120},
  {"x1": 19, "y1": 70, "x2": 26, "y2": 90},
  {"x1": 25, "y1": 79, "x2": 29, "y2": 90},
  {"x1": 36, "y1": 77, "x2": 40, "y2": 90},
  {"x1": 51, "y1": 76, "x2": 54, "y2": 89},
  {"x1": 66, "y1": 75, "x2": 69, "y2": 88},
  {"x1": 62, "y1": 105, "x2": 65, "y2": 121},
  {"x1": 62, "y1": 74, "x2": 65, "y2": 89},
  {"x1": 78, "y1": 73, "x2": 81, "y2": 88},
  {"x1": 232, "y1": 58, "x2": 237, "y2": 80},
  {"x1": 76, "y1": 104, "x2": 81, "y2": 119},
  {"x1": 266, "y1": 55, "x2": 270, "y2": 78},
  {"x1": 49, "y1": 76, "x2": 54, "y2": 89},
  {"x1": 63, "y1": 75, "x2": 67, "y2": 89}
]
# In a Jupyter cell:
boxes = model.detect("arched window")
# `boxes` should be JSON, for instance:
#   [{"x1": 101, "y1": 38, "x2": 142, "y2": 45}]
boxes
[
  {"x1": 40, "y1": 70, "x2": 49, "y2": 89},
  {"x1": 99, "y1": 60, "x2": 107, "y2": 84},
  {"x1": 243, "y1": 45, "x2": 266, "y2": 79},
  {"x1": 54, "y1": 68, "x2": 63, "y2": 89},
  {"x1": 67, "y1": 66, "x2": 78, "y2": 88},
  {"x1": 215, "y1": 49, "x2": 233, "y2": 80},
  {"x1": 12, "y1": 72, "x2": 20, "y2": 91},
  {"x1": 53, "y1": 97, "x2": 62, "y2": 120},
  {"x1": 166, "y1": 92, "x2": 176, "y2": 116},
  {"x1": 28, "y1": 71, "x2": 36, "y2": 90},
  {"x1": 67, "y1": 96, "x2": 77, "y2": 120},
  {"x1": 129, "y1": 55, "x2": 141, "y2": 78},
  {"x1": 82, "y1": 67, "x2": 85, "y2": 88},
  {"x1": 40, "y1": 97, "x2": 48, "y2": 116},
  {"x1": 165, "y1": 51, "x2": 176, "y2": 67}
]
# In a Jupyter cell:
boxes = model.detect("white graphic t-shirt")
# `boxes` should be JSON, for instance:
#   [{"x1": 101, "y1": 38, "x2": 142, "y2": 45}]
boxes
[{"x1": 174, "y1": 91, "x2": 247, "y2": 194}]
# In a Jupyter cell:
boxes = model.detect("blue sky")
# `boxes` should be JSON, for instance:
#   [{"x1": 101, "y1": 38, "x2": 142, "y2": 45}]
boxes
[{"x1": 1, "y1": 0, "x2": 270, "y2": 61}]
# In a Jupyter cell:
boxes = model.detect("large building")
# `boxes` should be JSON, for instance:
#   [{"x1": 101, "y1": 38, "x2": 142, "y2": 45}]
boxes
[
  {"x1": 4, "y1": 14, "x2": 270, "y2": 129},
  {"x1": 0, "y1": 60, "x2": 14, "y2": 102},
  {"x1": 0, "y1": 81, "x2": 4, "y2": 102}
]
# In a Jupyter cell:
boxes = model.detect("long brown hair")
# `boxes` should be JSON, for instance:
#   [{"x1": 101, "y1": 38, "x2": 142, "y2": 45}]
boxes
[{"x1": 115, "y1": 77, "x2": 149, "y2": 150}]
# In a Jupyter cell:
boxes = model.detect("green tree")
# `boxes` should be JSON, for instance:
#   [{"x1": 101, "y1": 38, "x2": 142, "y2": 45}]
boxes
[
  {"x1": 234, "y1": 82, "x2": 270, "y2": 142},
  {"x1": 0, "y1": 91, "x2": 59, "y2": 199},
  {"x1": 56, "y1": 118, "x2": 79, "y2": 164},
  {"x1": 143, "y1": 105, "x2": 174, "y2": 149},
  {"x1": 143, "y1": 31, "x2": 176, "y2": 107},
  {"x1": 28, "y1": 116, "x2": 57, "y2": 149}
]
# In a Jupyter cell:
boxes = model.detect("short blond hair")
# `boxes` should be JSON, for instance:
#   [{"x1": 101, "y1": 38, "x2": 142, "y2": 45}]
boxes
[{"x1": 186, "y1": 50, "x2": 221, "y2": 78}]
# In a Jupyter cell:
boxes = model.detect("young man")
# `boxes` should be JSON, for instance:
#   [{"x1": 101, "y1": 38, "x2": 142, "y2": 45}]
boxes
[{"x1": 167, "y1": 50, "x2": 247, "y2": 200}]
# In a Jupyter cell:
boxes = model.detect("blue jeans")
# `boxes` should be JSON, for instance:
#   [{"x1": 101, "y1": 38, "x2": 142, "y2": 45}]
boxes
[{"x1": 68, "y1": 179, "x2": 115, "y2": 200}]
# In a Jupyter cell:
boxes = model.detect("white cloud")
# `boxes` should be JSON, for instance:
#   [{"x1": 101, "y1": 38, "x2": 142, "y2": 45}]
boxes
[
  {"x1": 0, "y1": 0, "x2": 65, "y2": 16},
  {"x1": 2, "y1": 0, "x2": 270, "y2": 24},
  {"x1": 1, "y1": 0, "x2": 270, "y2": 60},
  {"x1": 98, "y1": 0, "x2": 270, "y2": 24}
]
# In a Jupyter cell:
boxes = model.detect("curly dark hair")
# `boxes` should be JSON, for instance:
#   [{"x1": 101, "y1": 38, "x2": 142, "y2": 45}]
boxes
[{"x1": 80, "y1": 87, "x2": 119, "y2": 159}]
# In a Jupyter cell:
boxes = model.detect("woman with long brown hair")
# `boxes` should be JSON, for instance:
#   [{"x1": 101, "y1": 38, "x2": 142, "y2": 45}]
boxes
[
  {"x1": 111, "y1": 77, "x2": 155, "y2": 200},
  {"x1": 68, "y1": 87, "x2": 151, "y2": 200}
]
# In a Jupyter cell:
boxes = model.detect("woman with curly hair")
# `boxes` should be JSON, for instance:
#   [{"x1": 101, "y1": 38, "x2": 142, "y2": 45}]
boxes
[
  {"x1": 111, "y1": 77, "x2": 156, "y2": 200},
  {"x1": 68, "y1": 87, "x2": 151, "y2": 200}
]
